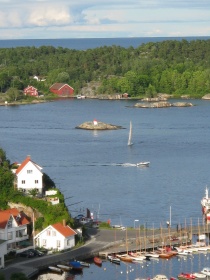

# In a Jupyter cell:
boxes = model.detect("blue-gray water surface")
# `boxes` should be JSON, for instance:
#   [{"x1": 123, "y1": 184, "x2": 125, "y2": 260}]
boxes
[
  {"x1": 1, "y1": 99, "x2": 210, "y2": 279},
  {"x1": 0, "y1": 99, "x2": 210, "y2": 227}
]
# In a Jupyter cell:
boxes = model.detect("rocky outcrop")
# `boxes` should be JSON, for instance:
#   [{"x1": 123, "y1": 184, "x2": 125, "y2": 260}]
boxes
[
  {"x1": 134, "y1": 101, "x2": 193, "y2": 108},
  {"x1": 134, "y1": 101, "x2": 171, "y2": 108},
  {"x1": 76, "y1": 121, "x2": 123, "y2": 130},
  {"x1": 172, "y1": 102, "x2": 193, "y2": 107},
  {"x1": 202, "y1": 94, "x2": 210, "y2": 100}
]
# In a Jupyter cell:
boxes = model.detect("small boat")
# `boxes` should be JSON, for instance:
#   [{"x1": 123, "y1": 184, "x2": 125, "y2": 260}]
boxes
[
  {"x1": 79, "y1": 261, "x2": 90, "y2": 267},
  {"x1": 177, "y1": 273, "x2": 196, "y2": 280},
  {"x1": 136, "y1": 161, "x2": 150, "y2": 167},
  {"x1": 48, "y1": 266, "x2": 63, "y2": 273},
  {"x1": 110, "y1": 257, "x2": 120, "y2": 265},
  {"x1": 116, "y1": 254, "x2": 133, "y2": 262},
  {"x1": 193, "y1": 273, "x2": 206, "y2": 279},
  {"x1": 57, "y1": 264, "x2": 71, "y2": 271},
  {"x1": 76, "y1": 95, "x2": 86, "y2": 99},
  {"x1": 201, "y1": 267, "x2": 210, "y2": 276},
  {"x1": 93, "y1": 256, "x2": 102, "y2": 266},
  {"x1": 69, "y1": 261, "x2": 83, "y2": 271},
  {"x1": 152, "y1": 275, "x2": 169, "y2": 280}
]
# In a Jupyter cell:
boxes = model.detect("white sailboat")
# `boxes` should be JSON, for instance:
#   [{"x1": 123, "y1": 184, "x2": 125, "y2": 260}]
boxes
[{"x1": 128, "y1": 121, "x2": 133, "y2": 146}]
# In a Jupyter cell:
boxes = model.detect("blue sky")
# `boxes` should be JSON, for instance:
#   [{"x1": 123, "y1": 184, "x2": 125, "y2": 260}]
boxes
[{"x1": 0, "y1": 0, "x2": 210, "y2": 39}]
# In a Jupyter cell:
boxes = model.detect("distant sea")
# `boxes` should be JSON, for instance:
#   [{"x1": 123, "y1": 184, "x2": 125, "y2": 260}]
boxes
[{"x1": 0, "y1": 36, "x2": 210, "y2": 50}]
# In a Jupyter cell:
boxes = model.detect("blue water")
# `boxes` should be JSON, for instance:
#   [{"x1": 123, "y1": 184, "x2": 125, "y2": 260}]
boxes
[
  {"x1": 0, "y1": 36, "x2": 209, "y2": 49},
  {"x1": 0, "y1": 99, "x2": 210, "y2": 228},
  {"x1": 1, "y1": 99, "x2": 210, "y2": 279}
]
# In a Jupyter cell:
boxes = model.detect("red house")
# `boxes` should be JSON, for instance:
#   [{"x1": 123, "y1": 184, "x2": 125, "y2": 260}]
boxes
[
  {"x1": 49, "y1": 83, "x2": 74, "y2": 96},
  {"x1": 24, "y1": 85, "x2": 38, "y2": 96}
]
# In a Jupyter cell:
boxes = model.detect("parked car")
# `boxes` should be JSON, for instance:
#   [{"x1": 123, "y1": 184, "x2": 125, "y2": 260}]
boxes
[
  {"x1": 17, "y1": 249, "x2": 35, "y2": 258},
  {"x1": 28, "y1": 249, "x2": 44, "y2": 257}
]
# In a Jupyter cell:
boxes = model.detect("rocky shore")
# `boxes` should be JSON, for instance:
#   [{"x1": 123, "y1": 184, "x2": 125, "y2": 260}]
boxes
[
  {"x1": 76, "y1": 120, "x2": 123, "y2": 130},
  {"x1": 134, "y1": 101, "x2": 194, "y2": 108}
]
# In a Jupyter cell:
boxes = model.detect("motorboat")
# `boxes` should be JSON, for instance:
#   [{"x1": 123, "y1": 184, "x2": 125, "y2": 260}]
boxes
[
  {"x1": 79, "y1": 261, "x2": 90, "y2": 267},
  {"x1": 69, "y1": 261, "x2": 83, "y2": 271},
  {"x1": 136, "y1": 161, "x2": 150, "y2": 167},
  {"x1": 48, "y1": 266, "x2": 63, "y2": 274},
  {"x1": 201, "y1": 267, "x2": 210, "y2": 276},
  {"x1": 93, "y1": 256, "x2": 102, "y2": 266},
  {"x1": 177, "y1": 273, "x2": 196, "y2": 280},
  {"x1": 193, "y1": 273, "x2": 206, "y2": 278},
  {"x1": 152, "y1": 275, "x2": 169, "y2": 280},
  {"x1": 57, "y1": 264, "x2": 71, "y2": 271}
]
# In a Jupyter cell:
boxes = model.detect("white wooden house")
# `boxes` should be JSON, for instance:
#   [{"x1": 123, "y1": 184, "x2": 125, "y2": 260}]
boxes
[
  {"x1": 15, "y1": 155, "x2": 43, "y2": 194},
  {"x1": 0, "y1": 240, "x2": 7, "y2": 268},
  {"x1": 34, "y1": 221, "x2": 77, "y2": 251},
  {"x1": 0, "y1": 208, "x2": 30, "y2": 253}
]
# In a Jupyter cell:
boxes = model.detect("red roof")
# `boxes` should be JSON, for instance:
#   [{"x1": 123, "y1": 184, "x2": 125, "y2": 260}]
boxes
[
  {"x1": 16, "y1": 155, "x2": 42, "y2": 175},
  {"x1": 50, "y1": 83, "x2": 74, "y2": 91},
  {"x1": 52, "y1": 222, "x2": 77, "y2": 237},
  {"x1": 0, "y1": 208, "x2": 30, "y2": 229}
]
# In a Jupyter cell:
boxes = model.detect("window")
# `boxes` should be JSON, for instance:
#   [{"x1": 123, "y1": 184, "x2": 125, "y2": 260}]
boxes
[
  {"x1": 21, "y1": 180, "x2": 25, "y2": 184},
  {"x1": 52, "y1": 231, "x2": 56, "y2": 236},
  {"x1": 27, "y1": 170, "x2": 33, "y2": 174},
  {"x1": 35, "y1": 180, "x2": 38, "y2": 184},
  {"x1": 42, "y1": 239, "x2": 46, "y2": 246},
  {"x1": 56, "y1": 240, "x2": 61, "y2": 247},
  {"x1": 7, "y1": 232, "x2": 13, "y2": 240},
  {"x1": 7, "y1": 217, "x2": 13, "y2": 228},
  {"x1": 47, "y1": 230, "x2": 51, "y2": 236}
]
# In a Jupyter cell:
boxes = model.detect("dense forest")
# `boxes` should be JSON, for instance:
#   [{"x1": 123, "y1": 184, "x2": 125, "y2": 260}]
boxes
[{"x1": 0, "y1": 39, "x2": 210, "y2": 99}]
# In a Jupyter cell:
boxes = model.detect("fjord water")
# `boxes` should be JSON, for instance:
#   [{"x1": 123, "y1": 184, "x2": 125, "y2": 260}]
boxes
[
  {"x1": 1, "y1": 98, "x2": 210, "y2": 279},
  {"x1": 0, "y1": 98, "x2": 210, "y2": 227}
]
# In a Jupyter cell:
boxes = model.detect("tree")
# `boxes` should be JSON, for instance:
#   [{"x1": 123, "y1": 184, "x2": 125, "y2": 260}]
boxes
[{"x1": 6, "y1": 87, "x2": 21, "y2": 102}]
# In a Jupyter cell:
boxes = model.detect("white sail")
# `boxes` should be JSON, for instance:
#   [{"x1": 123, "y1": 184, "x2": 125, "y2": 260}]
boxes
[{"x1": 128, "y1": 121, "x2": 133, "y2": 146}]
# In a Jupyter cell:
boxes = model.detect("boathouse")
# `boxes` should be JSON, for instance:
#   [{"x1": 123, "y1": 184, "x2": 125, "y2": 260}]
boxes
[{"x1": 49, "y1": 83, "x2": 74, "y2": 96}]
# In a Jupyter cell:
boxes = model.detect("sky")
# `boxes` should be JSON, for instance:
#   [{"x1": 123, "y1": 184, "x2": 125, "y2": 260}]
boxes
[{"x1": 0, "y1": 0, "x2": 210, "y2": 39}]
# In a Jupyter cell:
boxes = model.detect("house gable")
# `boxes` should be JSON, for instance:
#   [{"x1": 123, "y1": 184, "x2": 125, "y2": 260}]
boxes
[
  {"x1": 49, "y1": 83, "x2": 74, "y2": 96},
  {"x1": 15, "y1": 155, "x2": 43, "y2": 193},
  {"x1": 34, "y1": 222, "x2": 76, "y2": 251},
  {"x1": 24, "y1": 85, "x2": 38, "y2": 96}
]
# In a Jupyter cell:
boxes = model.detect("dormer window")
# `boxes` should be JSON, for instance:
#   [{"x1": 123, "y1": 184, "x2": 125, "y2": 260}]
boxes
[
  {"x1": 27, "y1": 170, "x2": 33, "y2": 174},
  {"x1": 7, "y1": 217, "x2": 13, "y2": 228}
]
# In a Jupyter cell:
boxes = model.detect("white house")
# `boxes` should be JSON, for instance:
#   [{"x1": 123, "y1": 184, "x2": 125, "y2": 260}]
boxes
[
  {"x1": 34, "y1": 221, "x2": 77, "y2": 251},
  {"x1": 15, "y1": 155, "x2": 43, "y2": 194},
  {"x1": 0, "y1": 208, "x2": 30, "y2": 253},
  {"x1": 0, "y1": 240, "x2": 7, "y2": 268}
]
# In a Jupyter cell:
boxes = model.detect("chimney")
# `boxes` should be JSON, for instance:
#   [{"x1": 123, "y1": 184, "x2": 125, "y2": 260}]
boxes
[{"x1": 63, "y1": 219, "x2": 66, "y2": 227}]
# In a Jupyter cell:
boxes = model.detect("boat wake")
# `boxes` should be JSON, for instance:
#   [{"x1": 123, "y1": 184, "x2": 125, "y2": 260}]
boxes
[{"x1": 114, "y1": 163, "x2": 137, "y2": 167}]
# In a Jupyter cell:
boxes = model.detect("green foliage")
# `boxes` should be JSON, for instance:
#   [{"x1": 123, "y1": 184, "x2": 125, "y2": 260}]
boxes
[
  {"x1": 0, "y1": 146, "x2": 73, "y2": 230},
  {"x1": 0, "y1": 273, "x2": 5, "y2": 280},
  {"x1": 1, "y1": 39, "x2": 210, "y2": 99},
  {"x1": 99, "y1": 222, "x2": 112, "y2": 229}
]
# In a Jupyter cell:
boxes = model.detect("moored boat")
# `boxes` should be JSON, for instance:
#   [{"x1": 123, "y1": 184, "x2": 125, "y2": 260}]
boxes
[
  {"x1": 93, "y1": 256, "x2": 102, "y2": 266},
  {"x1": 201, "y1": 267, "x2": 210, "y2": 276},
  {"x1": 69, "y1": 261, "x2": 83, "y2": 271},
  {"x1": 57, "y1": 264, "x2": 71, "y2": 271},
  {"x1": 177, "y1": 273, "x2": 196, "y2": 280},
  {"x1": 48, "y1": 266, "x2": 63, "y2": 274},
  {"x1": 79, "y1": 261, "x2": 90, "y2": 267},
  {"x1": 116, "y1": 254, "x2": 133, "y2": 262}
]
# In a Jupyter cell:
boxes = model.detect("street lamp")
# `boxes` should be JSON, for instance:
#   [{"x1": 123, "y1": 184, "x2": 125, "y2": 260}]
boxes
[{"x1": 134, "y1": 219, "x2": 139, "y2": 229}]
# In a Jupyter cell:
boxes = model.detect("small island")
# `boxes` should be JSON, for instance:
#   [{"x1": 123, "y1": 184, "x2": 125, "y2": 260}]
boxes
[{"x1": 76, "y1": 119, "x2": 123, "y2": 130}]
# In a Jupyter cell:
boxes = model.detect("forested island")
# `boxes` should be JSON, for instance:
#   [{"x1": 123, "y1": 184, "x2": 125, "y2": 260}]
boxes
[{"x1": 0, "y1": 39, "x2": 210, "y2": 102}]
